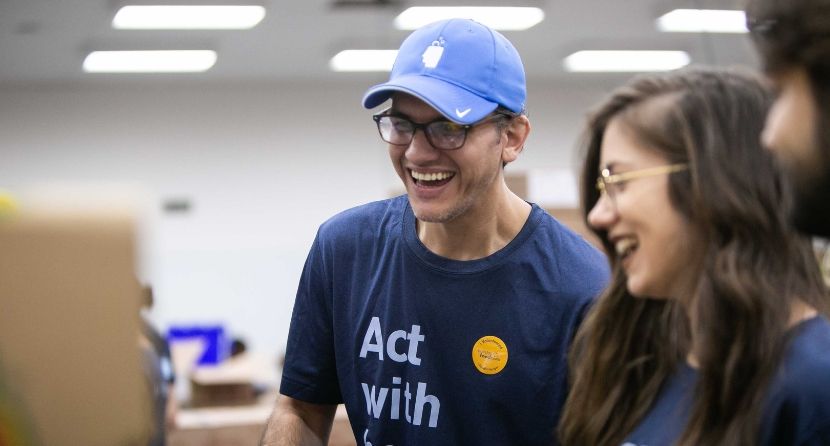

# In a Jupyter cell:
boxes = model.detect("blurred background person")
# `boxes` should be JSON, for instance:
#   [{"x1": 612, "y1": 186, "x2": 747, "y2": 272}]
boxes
[
  {"x1": 747, "y1": 0, "x2": 830, "y2": 238},
  {"x1": 140, "y1": 285, "x2": 177, "y2": 445}
]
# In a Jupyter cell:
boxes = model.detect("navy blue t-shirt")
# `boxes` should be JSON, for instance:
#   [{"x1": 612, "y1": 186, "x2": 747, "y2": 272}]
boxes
[
  {"x1": 280, "y1": 196, "x2": 609, "y2": 446},
  {"x1": 623, "y1": 316, "x2": 830, "y2": 446}
]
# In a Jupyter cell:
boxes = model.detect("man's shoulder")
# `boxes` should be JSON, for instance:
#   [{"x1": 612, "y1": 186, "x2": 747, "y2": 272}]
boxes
[
  {"x1": 317, "y1": 195, "x2": 406, "y2": 241},
  {"x1": 533, "y1": 208, "x2": 608, "y2": 269},
  {"x1": 515, "y1": 207, "x2": 609, "y2": 301}
]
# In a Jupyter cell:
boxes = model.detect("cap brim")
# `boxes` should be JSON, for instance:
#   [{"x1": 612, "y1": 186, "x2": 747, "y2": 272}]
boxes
[{"x1": 362, "y1": 74, "x2": 498, "y2": 125}]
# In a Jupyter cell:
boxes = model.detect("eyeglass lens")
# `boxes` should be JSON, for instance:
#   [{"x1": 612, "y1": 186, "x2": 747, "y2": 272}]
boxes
[
  {"x1": 596, "y1": 176, "x2": 619, "y2": 202},
  {"x1": 596, "y1": 163, "x2": 689, "y2": 204},
  {"x1": 376, "y1": 115, "x2": 468, "y2": 150}
]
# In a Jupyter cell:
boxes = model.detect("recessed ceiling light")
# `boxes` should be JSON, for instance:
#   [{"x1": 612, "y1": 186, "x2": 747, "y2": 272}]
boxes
[
  {"x1": 83, "y1": 50, "x2": 218, "y2": 73},
  {"x1": 329, "y1": 50, "x2": 398, "y2": 72},
  {"x1": 563, "y1": 50, "x2": 690, "y2": 72},
  {"x1": 112, "y1": 5, "x2": 266, "y2": 30},
  {"x1": 394, "y1": 7, "x2": 544, "y2": 31},
  {"x1": 656, "y1": 9, "x2": 747, "y2": 33}
]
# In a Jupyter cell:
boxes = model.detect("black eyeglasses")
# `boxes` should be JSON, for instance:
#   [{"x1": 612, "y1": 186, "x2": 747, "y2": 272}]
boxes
[
  {"x1": 372, "y1": 109, "x2": 511, "y2": 150},
  {"x1": 746, "y1": 16, "x2": 778, "y2": 37}
]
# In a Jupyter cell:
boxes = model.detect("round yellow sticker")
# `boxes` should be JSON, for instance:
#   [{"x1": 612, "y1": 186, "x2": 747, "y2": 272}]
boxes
[{"x1": 472, "y1": 335, "x2": 508, "y2": 375}]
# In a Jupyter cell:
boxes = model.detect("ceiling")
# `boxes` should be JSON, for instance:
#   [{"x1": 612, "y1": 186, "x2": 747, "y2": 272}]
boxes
[{"x1": 0, "y1": 0, "x2": 760, "y2": 86}]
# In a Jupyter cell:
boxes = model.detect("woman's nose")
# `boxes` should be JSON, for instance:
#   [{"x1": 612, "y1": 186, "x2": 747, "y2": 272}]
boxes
[{"x1": 587, "y1": 192, "x2": 617, "y2": 230}]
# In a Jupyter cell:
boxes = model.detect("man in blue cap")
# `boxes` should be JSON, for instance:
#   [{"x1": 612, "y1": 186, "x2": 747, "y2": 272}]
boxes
[{"x1": 262, "y1": 19, "x2": 608, "y2": 446}]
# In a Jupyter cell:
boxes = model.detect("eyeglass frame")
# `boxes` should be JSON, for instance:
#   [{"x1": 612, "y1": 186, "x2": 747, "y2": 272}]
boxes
[
  {"x1": 372, "y1": 108, "x2": 514, "y2": 150},
  {"x1": 595, "y1": 163, "x2": 689, "y2": 201},
  {"x1": 746, "y1": 15, "x2": 779, "y2": 37}
]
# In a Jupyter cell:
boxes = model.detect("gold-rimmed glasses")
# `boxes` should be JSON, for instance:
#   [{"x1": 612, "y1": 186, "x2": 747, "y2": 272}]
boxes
[{"x1": 596, "y1": 163, "x2": 689, "y2": 202}]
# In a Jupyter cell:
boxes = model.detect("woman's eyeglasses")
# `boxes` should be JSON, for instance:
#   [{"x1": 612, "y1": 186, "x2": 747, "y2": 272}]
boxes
[{"x1": 596, "y1": 163, "x2": 689, "y2": 203}]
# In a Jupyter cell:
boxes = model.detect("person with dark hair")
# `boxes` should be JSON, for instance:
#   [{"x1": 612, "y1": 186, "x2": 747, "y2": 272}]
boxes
[
  {"x1": 139, "y1": 286, "x2": 177, "y2": 445},
  {"x1": 229, "y1": 338, "x2": 247, "y2": 358},
  {"x1": 261, "y1": 18, "x2": 608, "y2": 446},
  {"x1": 746, "y1": 0, "x2": 830, "y2": 237},
  {"x1": 558, "y1": 68, "x2": 830, "y2": 445}
]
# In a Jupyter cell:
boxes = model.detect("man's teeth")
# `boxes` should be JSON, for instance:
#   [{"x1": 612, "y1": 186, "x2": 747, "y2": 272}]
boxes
[
  {"x1": 615, "y1": 238, "x2": 638, "y2": 257},
  {"x1": 411, "y1": 171, "x2": 452, "y2": 181}
]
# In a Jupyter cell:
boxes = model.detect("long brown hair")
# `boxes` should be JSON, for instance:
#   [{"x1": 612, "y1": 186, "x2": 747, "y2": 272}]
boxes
[{"x1": 558, "y1": 68, "x2": 828, "y2": 446}]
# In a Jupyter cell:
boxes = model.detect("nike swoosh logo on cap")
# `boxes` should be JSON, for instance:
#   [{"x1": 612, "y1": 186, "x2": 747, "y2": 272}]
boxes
[{"x1": 455, "y1": 108, "x2": 472, "y2": 118}]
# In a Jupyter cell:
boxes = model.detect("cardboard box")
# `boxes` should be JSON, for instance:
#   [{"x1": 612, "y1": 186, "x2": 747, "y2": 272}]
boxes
[{"x1": 0, "y1": 207, "x2": 151, "y2": 445}]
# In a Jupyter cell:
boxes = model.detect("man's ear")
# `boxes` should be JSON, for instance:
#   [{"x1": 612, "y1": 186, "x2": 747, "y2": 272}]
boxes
[{"x1": 501, "y1": 115, "x2": 531, "y2": 164}]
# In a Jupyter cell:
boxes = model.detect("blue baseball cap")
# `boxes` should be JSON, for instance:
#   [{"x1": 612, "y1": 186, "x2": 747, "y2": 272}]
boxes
[{"x1": 362, "y1": 18, "x2": 526, "y2": 125}]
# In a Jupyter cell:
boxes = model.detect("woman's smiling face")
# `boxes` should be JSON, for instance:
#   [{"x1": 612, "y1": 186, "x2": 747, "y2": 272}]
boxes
[{"x1": 587, "y1": 117, "x2": 702, "y2": 300}]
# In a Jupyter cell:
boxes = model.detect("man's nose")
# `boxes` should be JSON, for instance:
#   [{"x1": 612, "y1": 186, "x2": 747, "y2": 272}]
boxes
[{"x1": 405, "y1": 129, "x2": 441, "y2": 162}]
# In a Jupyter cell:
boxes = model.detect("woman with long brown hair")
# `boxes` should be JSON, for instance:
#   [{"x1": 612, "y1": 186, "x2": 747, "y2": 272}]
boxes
[{"x1": 558, "y1": 68, "x2": 830, "y2": 445}]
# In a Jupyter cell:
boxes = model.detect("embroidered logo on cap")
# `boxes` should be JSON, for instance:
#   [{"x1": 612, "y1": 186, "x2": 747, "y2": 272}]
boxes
[
  {"x1": 421, "y1": 38, "x2": 445, "y2": 69},
  {"x1": 472, "y1": 335, "x2": 509, "y2": 375}
]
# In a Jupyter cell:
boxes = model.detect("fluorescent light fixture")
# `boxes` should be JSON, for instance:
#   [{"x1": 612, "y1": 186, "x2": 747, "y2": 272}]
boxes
[
  {"x1": 657, "y1": 9, "x2": 747, "y2": 33},
  {"x1": 83, "y1": 50, "x2": 217, "y2": 73},
  {"x1": 330, "y1": 50, "x2": 398, "y2": 72},
  {"x1": 394, "y1": 7, "x2": 544, "y2": 31},
  {"x1": 563, "y1": 50, "x2": 690, "y2": 72},
  {"x1": 113, "y1": 5, "x2": 266, "y2": 30}
]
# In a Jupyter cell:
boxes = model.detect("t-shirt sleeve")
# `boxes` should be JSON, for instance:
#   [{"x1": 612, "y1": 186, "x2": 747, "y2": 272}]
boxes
[
  {"x1": 776, "y1": 381, "x2": 830, "y2": 446},
  {"x1": 762, "y1": 319, "x2": 830, "y2": 446},
  {"x1": 799, "y1": 423, "x2": 830, "y2": 446},
  {"x1": 279, "y1": 232, "x2": 343, "y2": 404},
  {"x1": 769, "y1": 401, "x2": 830, "y2": 446}
]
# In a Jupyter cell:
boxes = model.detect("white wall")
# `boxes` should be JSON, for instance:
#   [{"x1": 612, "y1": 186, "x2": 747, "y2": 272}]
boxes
[{"x1": 0, "y1": 78, "x2": 613, "y2": 365}]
